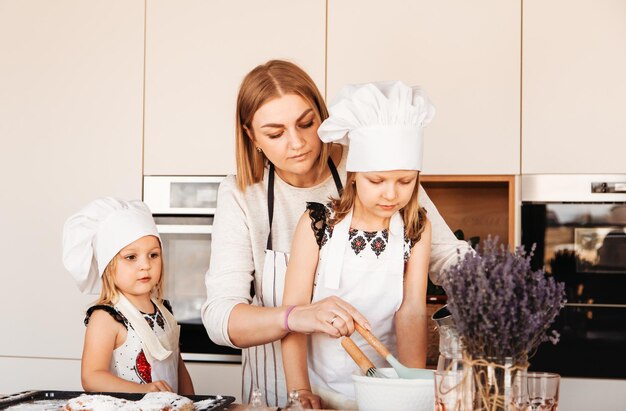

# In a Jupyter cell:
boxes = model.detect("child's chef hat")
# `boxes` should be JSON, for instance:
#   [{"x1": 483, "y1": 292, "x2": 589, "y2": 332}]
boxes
[
  {"x1": 62, "y1": 197, "x2": 160, "y2": 294},
  {"x1": 318, "y1": 80, "x2": 435, "y2": 172}
]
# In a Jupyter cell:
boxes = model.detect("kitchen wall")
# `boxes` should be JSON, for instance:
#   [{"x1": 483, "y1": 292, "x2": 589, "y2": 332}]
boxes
[{"x1": 2, "y1": 0, "x2": 625, "y2": 408}]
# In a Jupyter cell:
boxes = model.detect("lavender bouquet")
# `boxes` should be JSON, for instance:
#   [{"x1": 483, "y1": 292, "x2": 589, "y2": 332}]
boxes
[{"x1": 441, "y1": 237, "x2": 566, "y2": 365}]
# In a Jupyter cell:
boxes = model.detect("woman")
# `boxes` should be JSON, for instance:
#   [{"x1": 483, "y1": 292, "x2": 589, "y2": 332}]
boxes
[{"x1": 202, "y1": 60, "x2": 470, "y2": 406}]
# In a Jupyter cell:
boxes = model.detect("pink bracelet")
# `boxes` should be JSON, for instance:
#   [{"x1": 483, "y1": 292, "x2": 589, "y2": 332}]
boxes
[{"x1": 284, "y1": 305, "x2": 297, "y2": 332}]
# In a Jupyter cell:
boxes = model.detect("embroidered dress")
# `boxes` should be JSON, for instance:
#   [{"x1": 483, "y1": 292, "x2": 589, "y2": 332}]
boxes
[
  {"x1": 306, "y1": 202, "x2": 413, "y2": 262},
  {"x1": 84, "y1": 301, "x2": 172, "y2": 384}
]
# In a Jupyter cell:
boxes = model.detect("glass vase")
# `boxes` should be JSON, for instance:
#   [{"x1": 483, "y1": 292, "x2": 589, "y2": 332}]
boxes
[{"x1": 462, "y1": 355, "x2": 529, "y2": 411}]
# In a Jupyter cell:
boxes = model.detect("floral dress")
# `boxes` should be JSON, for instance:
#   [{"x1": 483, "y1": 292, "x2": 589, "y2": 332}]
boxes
[
  {"x1": 306, "y1": 202, "x2": 414, "y2": 262},
  {"x1": 84, "y1": 301, "x2": 173, "y2": 384}
]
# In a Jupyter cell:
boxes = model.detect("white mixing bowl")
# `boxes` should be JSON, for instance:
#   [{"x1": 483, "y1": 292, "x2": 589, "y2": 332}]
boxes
[{"x1": 352, "y1": 368, "x2": 435, "y2": 411}]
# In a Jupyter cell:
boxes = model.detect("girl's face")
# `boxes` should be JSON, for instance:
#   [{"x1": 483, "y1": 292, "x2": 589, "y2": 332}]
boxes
[
  {"x1": 248, "y1": 93, "x2": 322, "y2": 186},
  {"x1": 113, "y1": 235, "x2": 162, "y2": 299},
  {"x1": 354, "y1": 170, "x2": 419, "y2": 221}
]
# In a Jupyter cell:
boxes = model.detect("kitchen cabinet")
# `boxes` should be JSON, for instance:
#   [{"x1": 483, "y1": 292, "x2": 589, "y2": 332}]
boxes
[
  {"x1": 421, "y1": 175, "x2": 516, "y2": 247},
  {"x1": 186, "y1": 363, "x2": 242, "y2": 402},
  {"x1": 0, "y1": 358, "x2": 82, "y2": 394},
  {"x1": 522, "y1": 0, "x2": 626, "y2": 174},
  {"x1": 143, "y1": 0, "x2": 326, "y2": 176},
  {"x1": 327, "y1": 0, "x2": 521, "y2": 175},
  {"x1": 0, "y1": 0, "x2": 144, "y2": 383}
]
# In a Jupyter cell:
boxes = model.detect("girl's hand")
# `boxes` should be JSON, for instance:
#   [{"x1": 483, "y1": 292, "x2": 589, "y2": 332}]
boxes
[
  {"x1": 144, "y1": 380, "x2": 174, "y2": 392},
  {"x1": 288, "y1": 296, "x2": 371, "y2": 338},
  {"x1": 295, "y1": 389, "x2": 323, "y2": 409}
]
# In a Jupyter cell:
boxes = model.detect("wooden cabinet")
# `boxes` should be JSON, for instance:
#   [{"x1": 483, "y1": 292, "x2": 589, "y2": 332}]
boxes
[
  {"x1": 327, "y1": 0, "x2": 521, "y2": 175},
  {"x1": 421, "y1": 175, "x2": 516, "y2": 247},
  {"x1": 522, "y1": 0, "x2": 626, "y2": 174},
  {"x1": 0, "y1": 0, "x2": 144, "y2": 363},
  {"x1": 143, "y1": 0, "x2": 326, "y2": 176}
]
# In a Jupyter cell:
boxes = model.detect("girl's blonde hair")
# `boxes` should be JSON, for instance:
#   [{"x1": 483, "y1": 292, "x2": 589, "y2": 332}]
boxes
[
  {"x1": 235, "y1": 59, "x2": 331, "y2": 190},
  {"x1": 95, "y1": 251, "x2": 165, "y2": 306},
  {"x1": 330, "y1": 172, "x2": 428, "y2": 244}
]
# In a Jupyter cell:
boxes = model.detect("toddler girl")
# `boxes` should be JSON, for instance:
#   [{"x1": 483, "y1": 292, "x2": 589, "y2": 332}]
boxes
[
  {"x1": 63, "y1": 198, "x2": 194, "y2": 394},
  {"x1": 281, "y1": 81, "x2": 434, "y2": 408}
]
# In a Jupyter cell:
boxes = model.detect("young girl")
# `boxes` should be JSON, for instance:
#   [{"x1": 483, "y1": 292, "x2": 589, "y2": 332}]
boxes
[
  {"x1": 281, "y1": 81, "x2": 434, "y2": 409},
  {"x1": 63, "y1": 197, "x2": 194, "y2": 394}
]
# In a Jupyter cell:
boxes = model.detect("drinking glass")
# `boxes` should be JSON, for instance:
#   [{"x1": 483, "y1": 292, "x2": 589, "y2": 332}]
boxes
[
  {"x1": 526, "y1": 372, "x2": 560, "y2": 411},
  {"x1": 434, "y1": 370, "x2": 473, "y2": 411}
]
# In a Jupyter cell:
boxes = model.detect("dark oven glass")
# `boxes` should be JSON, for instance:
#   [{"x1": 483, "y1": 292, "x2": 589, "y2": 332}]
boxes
[
  {"x1": 522, "y1": 203, "x2": 626, "y2": 378},
  {"x1": 156, "y1": 215, "x2": 241, "y2": 363}
]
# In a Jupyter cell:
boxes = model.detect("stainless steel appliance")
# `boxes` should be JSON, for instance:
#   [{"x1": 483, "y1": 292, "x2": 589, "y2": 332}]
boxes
[
  {"x1": 521, "y1": 174, "x2": 626, "y2": 378},
  {"x1": 144, "y1": 176, "x2": 241, "y2": 363}
]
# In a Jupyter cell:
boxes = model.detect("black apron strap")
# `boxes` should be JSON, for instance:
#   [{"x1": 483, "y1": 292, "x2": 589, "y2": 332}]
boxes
[
  {"x1": 327, "y1": 155, "x2": 343, "y2": 196},
  {"x1": 266, "y1": 163, "x2": 276, "y2": 250}
]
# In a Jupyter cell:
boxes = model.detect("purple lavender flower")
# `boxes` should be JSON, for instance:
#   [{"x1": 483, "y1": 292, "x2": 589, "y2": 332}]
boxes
[{"x1": 441, "y1": 237, "x2": 566, "y2": 364}]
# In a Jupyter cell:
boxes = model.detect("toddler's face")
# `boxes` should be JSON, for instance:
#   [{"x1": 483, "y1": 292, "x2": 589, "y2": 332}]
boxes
[
  {"x1": 354, "y1": 170, "x2": 418, "y2": 219},
  {"x1": 113, "y1": 235, "x2": 162, "y2": 298}
]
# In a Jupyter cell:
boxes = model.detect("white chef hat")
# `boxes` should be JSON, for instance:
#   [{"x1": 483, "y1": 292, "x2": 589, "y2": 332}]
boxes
[
  {"x1": 62, "y1": 197, "x2": 161, "y2": 294},
  {"x1": 318, "y1": 80, "x2": 435, "y2": 172}
]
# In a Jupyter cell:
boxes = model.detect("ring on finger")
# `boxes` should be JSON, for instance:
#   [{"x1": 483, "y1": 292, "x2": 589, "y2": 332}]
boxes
[{"x1": 330, "y1": 315, "x2": 339, "y2": 325}]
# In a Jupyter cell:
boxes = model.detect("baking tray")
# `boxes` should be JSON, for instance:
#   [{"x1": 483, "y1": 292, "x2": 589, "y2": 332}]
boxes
[{"x1": 0, "y1": 390, "x2": 235, "y2": 410}]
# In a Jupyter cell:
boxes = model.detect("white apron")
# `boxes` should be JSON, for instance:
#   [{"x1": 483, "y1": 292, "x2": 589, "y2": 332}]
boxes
[
  {"x1": 308, "y1": 208, "x2": 405, "y2": 406},
  {"x1": 115, "y1": 294, "x2": 180, "y2": 392},
  {"x1": 242, "y1": 160, "x2": 343, "y2": 407}
]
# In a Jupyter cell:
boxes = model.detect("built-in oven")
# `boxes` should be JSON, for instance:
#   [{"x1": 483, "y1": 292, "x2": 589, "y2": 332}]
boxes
[
  {"x1": 521, "y1": 174, "x2": 626, "y2": 378},
  {"x1": 144, "y1": 176, "x2": 241, "y2": 363}
]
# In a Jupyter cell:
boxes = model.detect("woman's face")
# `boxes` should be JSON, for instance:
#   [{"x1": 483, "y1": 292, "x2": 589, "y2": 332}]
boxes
[{"x1": 248, "y1": 93, "x2": 322, "y2": 186}]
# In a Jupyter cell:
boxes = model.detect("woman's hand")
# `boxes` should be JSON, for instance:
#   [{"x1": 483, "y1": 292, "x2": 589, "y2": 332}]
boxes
[
  {"x1": 287, "y1": 296, "x2": 371, "y2": 338},
  {"x1": 294, "y1": 389, "x2": 324, "y2": 409}
]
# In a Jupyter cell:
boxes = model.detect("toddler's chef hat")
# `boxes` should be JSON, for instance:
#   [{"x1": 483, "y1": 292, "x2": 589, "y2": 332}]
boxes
[
  {"x1": 62, "y1": 197, "x2": 160, "y2": 294},
  {"x1": 318, "y1": 80, "x2": 435, "y2": 172}
]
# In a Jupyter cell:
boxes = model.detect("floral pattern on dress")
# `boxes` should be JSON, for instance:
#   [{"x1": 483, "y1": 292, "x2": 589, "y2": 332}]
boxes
[
  {"x1": 305, "y1": 201, "x2": 414, "y2": 261},
  {"x1": 363, "y1": 231, "x2": 377, "y2": 243},
  {"x1": 370, "y1": 237, "x2": 387, "y2": 257},
  {"x1": 351, "y1": 235, "x2": 367, "y2": 255}
]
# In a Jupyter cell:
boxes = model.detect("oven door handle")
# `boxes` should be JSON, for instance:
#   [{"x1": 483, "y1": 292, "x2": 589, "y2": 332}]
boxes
[{"x1": 156, "y1": 225, "x2": 212, "y2": 234}]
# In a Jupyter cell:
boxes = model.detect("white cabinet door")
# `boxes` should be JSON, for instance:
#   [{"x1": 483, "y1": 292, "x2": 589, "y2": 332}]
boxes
[
  {"x1": 0, "y1": 0, "x2": 144, "y2": 359},
  {"x1": 0, "y1": 357, "x2": 82, "y2": 394},
  {"x1": 186, "y1": 362, "x2": 242, "y2": 402},
  {"x1": 144, "y1": 0, "x2": 326, "y2": 176},
  {"x1": 327, "y1": 0, "x2": 521, "y2": 175},
  {"x1": 522, "y1": 0, "x2": 626, "y2": 174}
]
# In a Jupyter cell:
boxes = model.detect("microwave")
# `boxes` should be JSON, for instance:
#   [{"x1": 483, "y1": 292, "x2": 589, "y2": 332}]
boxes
[{"x1": 144, "y1": 176, "x2": 241, "y2": 363}]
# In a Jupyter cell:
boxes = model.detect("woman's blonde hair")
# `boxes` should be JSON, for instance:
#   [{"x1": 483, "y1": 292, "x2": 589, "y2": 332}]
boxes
[
  {"x1": 330, "y1": 172, "x2": 428, "y2": 244},
  {"x1": 95, "y1": 251, "x2": 165, "y2": 306},
  {"x1": 235, "y1": 59, "x2": 331, "y2": 190}
]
